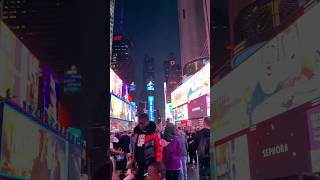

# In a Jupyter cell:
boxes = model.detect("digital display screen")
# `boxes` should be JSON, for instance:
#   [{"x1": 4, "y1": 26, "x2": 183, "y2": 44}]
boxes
[
  {"x1": 148, "y1": 96, "x2": 154, "y2": 121},
  {"x1": 173, "y1": 104, "x2": 188, "y2": 121},
  {"x1": 171, "y1": 63, "x2": 210, "y2": 108},
  {"x1": 0, "y1": 22, "x2": 40, "y2": 109},
  {"x1": 110, "y1": 69, "x2": 123, "y2": 96},
  {"x1": 68, "y1": 143, "x2": 82, "y2": 180},
  {"x1": 146, "y1": 82, "x2": 155, "y2": 91},
  {"x1": 248, "y1": 105, "x2": 311, "y2": 179},
  {"x1": 110, "y1": 119, "x2": 129, "y2": 132},
  {"x1": 307, "y1": 105, "x2": 320, "y2": 172},
  {"x1": 212, "y1": 3, "x2": 320, "y2": 141},
  {"x1": 110, "y1": 94, "x2": 135, "y2": 121},
  {"x1": 43, "y1": 69, "x2": 60, "y2": 123},
  {"x1": 187, "y1": 95, "x2": 207, "y2": 119},
  {"x1": 0, "y1": 103, "x2": 67, "y2": 180},
  {"x1": 215, "y1": 135, "x2": 251, "y2": 180}
]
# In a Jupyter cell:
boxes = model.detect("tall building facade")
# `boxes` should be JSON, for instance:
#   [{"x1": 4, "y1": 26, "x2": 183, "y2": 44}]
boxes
[
  {"x1": 111, "y1": 35, "x2": 135, "y2": 85},
  {"x1": 178, "y1": 0, "x2": 210, "y2": 77},
  {"x1": 163, "y1": 53, "x2": 182, "y2": 104}
]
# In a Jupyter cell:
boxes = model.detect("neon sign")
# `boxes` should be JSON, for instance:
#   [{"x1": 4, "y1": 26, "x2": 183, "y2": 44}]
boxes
[{"x1": 148, "y1": 96, "x2": 155, "y2": 121}]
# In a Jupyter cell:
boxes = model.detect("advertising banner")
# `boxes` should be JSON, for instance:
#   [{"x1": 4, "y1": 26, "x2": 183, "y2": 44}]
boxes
[
  {"x1": 110, "y1": 119, "x2": 129, "y2": 132},
  {"x1": 215, "y1": 135, "x2": 251, "y2": 180},
  {"x1": 171, "y1": 63, "x2": 210, "y2": 108},
  {"x1": 307, "y1": 105, "x2": 320, "y2": 172},
  {"x1": 68, "y1": 143, "x2": 82, "y2": 180},
  {"x1": 212, "y1": 3, "x2": 320, "y2": 141},
  {"x1": 0, "y1": 21, "x2": 40, "y2": 109},
  {"x1": 110, "y1": 94, "x2": 133, "y2": 121},
  {"x1": 173, "y1": 104, "x2": 188, "y2": 121},
  {"x1": 187, "y1": 95, "x2": 208, "y2": 119},
  {"x1": 248, "y1": 105, "x2": 311, "y2": 180},
  {"x1": 0, "y1": 103, "x2": 67, "y2": 180},
  {"x1": 148, "y1": 96, "x2": 154, "y2": 121},
  {"x1": 110, "y1": 69, "x2": 122, "y2": 96},
  {"x1": 43, "y1": 69, "x2": 60, "y2": 124}
]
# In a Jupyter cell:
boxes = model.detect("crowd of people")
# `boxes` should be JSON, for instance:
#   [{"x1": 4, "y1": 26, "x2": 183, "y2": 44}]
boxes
[{"x1": 110, "y1": 113, "x2": 211, "y2": 180}]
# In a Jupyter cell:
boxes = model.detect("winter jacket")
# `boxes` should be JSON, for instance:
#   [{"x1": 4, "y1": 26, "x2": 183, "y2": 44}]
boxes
[
  {"x1": 163, "y1": 136, "x2": 181, "y2": 171},
  {"x1": 133, "y1": 121, "x2": 162, "y2": 167}
]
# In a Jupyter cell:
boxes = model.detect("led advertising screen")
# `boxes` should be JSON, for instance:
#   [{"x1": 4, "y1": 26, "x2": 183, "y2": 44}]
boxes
[
  {"x1": 187, "y1": 63, "x2": 210, "y2": 102},
  {"x1": 0, "y1": 103, "x2": 67, "y2": 180},
  {"x1": 68, "y1": 143, "x2": 82, "y2": 180},
  {"x1": 146, "y1": 82, "x2": 155, "y2": 91},
  {"x1": 173, "y1": 104, "x2": 188, "y2": 121},
  {"x1": 0, "y1": 21, "x2": 40, "y2": 109},
  {"x1": 215, "y1": 135, "x2": 251, "y2": 180},
  {"x1": 187, "y1": 95, "x2": 207, "y2": 119},
  {"x1": 110, "y1": 69, "x2": 122, "y2": 96},
  {"x1": 110, "y1": 119, "x2": 129, "y2": 132},
  {"x1": 165, "y1": 103, "x2": 173, "y2": 120},
  {"x1": 248, "y1": 105, "x2": 311, "y2": 180},
  {"x1": 110, "y1": 94, "x2": 132, "y2": 121},
  {"x1": 171, "y1": 63, "x2": 210, "y2": 108},
  {"x1": 148, "y1": 96, "x2": 154, "y2": 121},
  {"x1": 307, "y1": 104, "x2": 320, "y2": 172},
  {"x1": 212, "y1": 3, "x2": 320, "y2": 141},
  {"x1": 42, "y1": 69, "x2": 60, "y2": 124}
]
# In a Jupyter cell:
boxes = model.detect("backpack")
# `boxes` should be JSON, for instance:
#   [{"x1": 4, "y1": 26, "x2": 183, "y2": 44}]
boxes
[{"x1": 197, "y1": 135, "x2": 210, "y2": 166}]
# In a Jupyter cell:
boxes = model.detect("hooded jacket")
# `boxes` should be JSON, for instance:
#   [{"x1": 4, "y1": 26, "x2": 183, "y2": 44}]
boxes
[{"x1": 133, "y1": 121, "x2": 162, "y2": 167}]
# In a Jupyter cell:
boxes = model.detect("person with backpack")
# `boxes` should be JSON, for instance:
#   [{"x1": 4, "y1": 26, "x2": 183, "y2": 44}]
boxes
[{"x1": 194, "y1": 117, "x2": 211, "y2": 180}]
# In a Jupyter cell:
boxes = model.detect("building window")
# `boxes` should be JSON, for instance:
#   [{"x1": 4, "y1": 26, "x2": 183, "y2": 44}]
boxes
[{"x1": 183, "y1": 9, "x2": 186, "y2": 19}]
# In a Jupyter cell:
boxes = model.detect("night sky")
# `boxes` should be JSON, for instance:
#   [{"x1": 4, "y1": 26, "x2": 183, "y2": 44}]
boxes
[{"x1": 114, "y1": 0, "x2": 181, "y2": 119}]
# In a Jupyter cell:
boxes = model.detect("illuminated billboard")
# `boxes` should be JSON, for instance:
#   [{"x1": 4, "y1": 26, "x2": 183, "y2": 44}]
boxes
[
  {"x1": 212, "y1": 3, "x2": 320, "y2": 141},
  {"x1": 42, "y1": 68, "x2": 60, "y2": 123},
  {"x1": 0, "y1": 103, "x2": 67, "y2": 180},
  {"x1": 173, "y1": 104, "x2": 188, "y2": 121},
  {"x1": 215, "y1": 135, "x2": 251, "y2": 180},
  {"x1": 171, "y1": 63, "x2": 210, "y2": 108},
  {"x1": 248, "y1": 106, "x2": 311, "y2": 179},
  {"x1": 110, "y1": 69, "x2": 123, "y2": 96},
  {"x1": 187, "y1": 95, "x2": 207, "y2": 119},
  {"x1": 0, "y1": 21, "x2": 40, "y2": 109},
  {"x1": 146, "y1": 81, "x2": 155, "y2": 91},
  {"x1": 165, "y1": 103, "x2": 173, "y2": 120},
  {"x1": 307, "y1": 105, "x2": 320, "y2": 172},
  {"x1": 148, "y1": 96, "x2": 154, "y2": 121},
  {"x1": 110, "y1": 94, "x2": 134, "y2": 121}
]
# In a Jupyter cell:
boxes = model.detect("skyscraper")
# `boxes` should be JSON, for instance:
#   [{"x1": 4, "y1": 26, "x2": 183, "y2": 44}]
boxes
[
  {"x1": 178, "y1": 0, "x2": 210, "y2": 77},
  {"x1": 111, "y1": 35, "x2": 135, "y2": 84},
  {"x1": 163, "y1": 53, "x2": 182, "y2": 104}
]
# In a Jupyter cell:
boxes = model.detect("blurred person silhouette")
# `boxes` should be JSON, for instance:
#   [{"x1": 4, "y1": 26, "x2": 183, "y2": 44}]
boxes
[
  {"x1": 194, "y1": 117, "x2": 211, "y2": 180},
  {"x1": 162, "y1": 123, "x2": 181, "y2": 180},
  {"x1": 176, "y1": 126, "x2": 188, "y2": 180}
]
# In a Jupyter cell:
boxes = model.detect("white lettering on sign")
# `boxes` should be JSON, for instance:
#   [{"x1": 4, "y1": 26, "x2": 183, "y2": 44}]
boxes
[
  {"x1": 192, "y1": 107, "x2": 201, "y2": 112},
  {"x1": 262, "y1": 144, "x2": 289, "y2": 158}
]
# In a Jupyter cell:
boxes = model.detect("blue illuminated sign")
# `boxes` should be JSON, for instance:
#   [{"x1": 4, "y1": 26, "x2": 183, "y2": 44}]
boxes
[
  {"x1": 148, "y1": 96, "x2": 154, "y2": 121},
  {"x1": 146, "y1": 82, "x2": 155, "y2": 91}
]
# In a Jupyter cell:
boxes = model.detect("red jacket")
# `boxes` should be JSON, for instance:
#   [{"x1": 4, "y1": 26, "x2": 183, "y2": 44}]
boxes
[{"x1": 133, "y1": 122, "x2": 162, "y2": 164}]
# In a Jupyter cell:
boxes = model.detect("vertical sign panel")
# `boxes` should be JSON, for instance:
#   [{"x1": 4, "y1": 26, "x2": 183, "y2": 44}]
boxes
[{"x1": 148, "y1": 96, "x2": 154, "y2": 121}]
